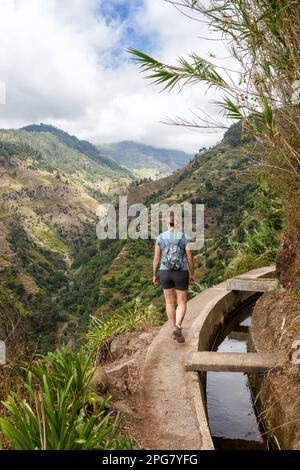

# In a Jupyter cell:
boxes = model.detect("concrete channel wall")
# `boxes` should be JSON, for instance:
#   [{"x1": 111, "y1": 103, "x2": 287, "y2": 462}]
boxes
[{"x1": 186, "y1": 266, "x2": 276, "y2": 450}]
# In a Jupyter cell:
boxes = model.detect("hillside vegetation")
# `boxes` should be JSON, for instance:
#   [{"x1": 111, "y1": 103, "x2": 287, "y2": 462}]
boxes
[
  {"x1": 96, "y1": 122, "x2": 281, "y2": 315},
  {"x1": 98, "y1": 140, "x2": 193, "y2": 179},
  {"x1": 129, "y1": 0, "x2": 300, "y2": 449},
  {"x1": 22, "y1": 124, "x2": 131, "y2": 174},
  {"x1": 0, "y1": 127, "x2": 133, "y2": 353},
  {"x1": 0, "y1": 121, "x2": 285, "y2": 451}
]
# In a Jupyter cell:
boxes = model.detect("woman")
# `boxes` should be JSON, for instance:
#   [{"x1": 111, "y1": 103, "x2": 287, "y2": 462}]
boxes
[{"x1": 153, "y1": 215, "x2": 195, "y2": 343}]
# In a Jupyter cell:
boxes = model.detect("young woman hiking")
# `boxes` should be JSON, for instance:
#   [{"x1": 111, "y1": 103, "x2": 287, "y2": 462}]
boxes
[{"x1": 153, "y1": 215, "x2": 195, "y2": 343}]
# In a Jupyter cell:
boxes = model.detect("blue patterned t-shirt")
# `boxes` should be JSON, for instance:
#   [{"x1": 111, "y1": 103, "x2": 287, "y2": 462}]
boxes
[{"x1": 156, "y1": 231, "x2": 189, "y2": 271}]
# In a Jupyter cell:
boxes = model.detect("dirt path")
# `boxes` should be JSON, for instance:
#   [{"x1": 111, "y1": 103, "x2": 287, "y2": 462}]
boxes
[
  {"x1": 119, "y1": 267, "x2": 275, "y2": 449},
  {"x1": 130, "y1": 288, "x2": 224, "y2": 450}
]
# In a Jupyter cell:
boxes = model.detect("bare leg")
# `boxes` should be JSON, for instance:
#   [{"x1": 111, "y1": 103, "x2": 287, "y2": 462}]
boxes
[
  {"x1": 175, "y1": 289, "x2": 188, "y2": 327},
  {"x1": 163, "y1": 288, "x2": 176, "y2": 328}
]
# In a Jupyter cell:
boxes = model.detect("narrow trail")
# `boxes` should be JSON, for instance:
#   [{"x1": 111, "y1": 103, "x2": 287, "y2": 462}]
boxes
[
  {"x1": 132, "y1": 287, "x2": 226, "y2": 450},
  {"x1": 130, "y1": 267, "x2": 276, "y2": 450}
]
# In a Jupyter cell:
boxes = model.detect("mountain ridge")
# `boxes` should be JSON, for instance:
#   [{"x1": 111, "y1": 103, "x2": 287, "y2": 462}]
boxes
[
  {"x1": 98, "y1": 140, "x2": 193, "y2": 179},
  {"x1": 21, "y1": 123, "x2": 132, "y2": 176}
]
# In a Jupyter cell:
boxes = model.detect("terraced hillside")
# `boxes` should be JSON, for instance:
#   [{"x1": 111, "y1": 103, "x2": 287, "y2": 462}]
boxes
[
  {"x1": 0, "y1": 128, "x2": 134, "y2": 352},
  {"x1": 96, "y1": 123, "x2": 258, "y2": 315}
]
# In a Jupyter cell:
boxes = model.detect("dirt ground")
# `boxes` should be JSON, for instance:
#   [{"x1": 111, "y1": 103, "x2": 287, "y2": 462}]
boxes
[
  {"x1": 100, "y1": 327, "x2": 160, "y2": 448},
  {"x1": 100, "y1": 287, "x2": 224, "y2": 450},
  {"x1": 102, "y1": 324, "x2": 203, "y2": 450}
]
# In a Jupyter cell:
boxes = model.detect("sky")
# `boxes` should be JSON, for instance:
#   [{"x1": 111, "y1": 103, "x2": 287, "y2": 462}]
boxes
[{"x1": 0, "y1": 0, "x2": 235, "y2": 153}]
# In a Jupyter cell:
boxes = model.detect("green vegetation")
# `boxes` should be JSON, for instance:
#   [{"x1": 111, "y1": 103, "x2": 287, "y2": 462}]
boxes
[
  {"x1": 2, "y1": 0, "x2": 300, "y2": 451},
  {"x1": 87, "y1": 297, "x2": 162, "y2": 359},
  {"x1": 0, "y1": 129, "x2": 132, "y2": 196},
  {"x1": 94, "y1": 125, "x2": 272, "y2": 316},
  {"x1": 61, "y1": 238, "x2": 126, "y2": 331},
  {"x1": 22, "y1": 123, "x2": 130, "y2": 174},
  {"x1": 129, "y1": 0, "x2": 300, "y2": 260},
  {"x1": 1, "y1": 0, "x2": 299, "y2": 451},
  {"x1": 0, "y1": 348, "x2": 132, "y2": 450},
  {"x1": 128, "y1": 0, "x2": 300, "y2": 449},
  {"x1": 0, "y1": 118, "x2": 282, "y2": 354},
  {"x1": 0, "y1": 126, "x2": 134, "y2": 352},
  {"x1": 97, "y1": 239, "x2": 165, "y2": 315},
  {"x1": 151, "y1": 129, "x2": 259, "y2": 286},
  {"x1": 225, "y1": 188, "x2": 282, "y2": 277},
  {"x1": 0, "y1": 223, "x2": 68, "y2": 352},
  {"x1": 0, "y1": 140, "x2": 42, "y2": 162},
  {"x1": 98, "y1": 140, "x2": 192, "y2": 179}
]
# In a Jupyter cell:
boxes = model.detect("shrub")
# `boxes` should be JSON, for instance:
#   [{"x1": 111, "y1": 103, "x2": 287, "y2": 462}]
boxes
[
  {"x1": 224, "y1": 253, "x2": 272, "y2": 279},
  {"x1": 0, "y1": 348, "x2": 132, "y2": 450},
  {"x1": 86, "y1": 298, "x2": 162, "y2": 359}
]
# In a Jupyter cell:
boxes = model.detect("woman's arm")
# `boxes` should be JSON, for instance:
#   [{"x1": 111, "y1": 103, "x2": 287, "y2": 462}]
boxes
[
  {"x1": 186, "y1": 248, "x2": 196, "y2": 284},
  {"x1": 153, "y1": 244, "x2": 161, "y2": 285}
]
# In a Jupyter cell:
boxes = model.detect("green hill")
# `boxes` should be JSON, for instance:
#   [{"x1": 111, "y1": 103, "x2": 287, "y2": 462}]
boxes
[
  {"x1": 98, "y1": 141, "x2": 193, "y2": 179},
  {"x1": 0, "y1": 127, "x2": 133, "y2": 352},
  {"x1": 22, "y1": 123, "x2": 131, "y2": 175}
]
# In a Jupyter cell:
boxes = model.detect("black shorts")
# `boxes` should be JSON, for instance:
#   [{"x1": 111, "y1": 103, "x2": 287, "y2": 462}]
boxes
[{"x1": 159, "y1": 270, "x2": 189, "y2": 291}]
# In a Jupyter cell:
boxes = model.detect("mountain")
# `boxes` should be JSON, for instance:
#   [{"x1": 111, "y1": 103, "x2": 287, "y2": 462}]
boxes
[
  {"x1": 97, "y1": 141, "x2": 193, "y2": 179},
  {"x1": 22, "y1": 123, "x2": 131, "y2": 175},
  {"x1": 4, "y1": 127, "x2": 134, "y2": 198},
  {"x1": 0, "y1": 126, "x2": 134, "y2": 352}
]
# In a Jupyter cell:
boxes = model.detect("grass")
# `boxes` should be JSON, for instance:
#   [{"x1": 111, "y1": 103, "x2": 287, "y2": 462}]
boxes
[
  {"x1": 224, "y1": 253, "x2": 273, "y2": 279},
  {"x1": 31, "y1": 223, "x2": 71, "y2": 258},
  {"x1": 86, "y1": 298, "x2": 162, "y2": 360}
]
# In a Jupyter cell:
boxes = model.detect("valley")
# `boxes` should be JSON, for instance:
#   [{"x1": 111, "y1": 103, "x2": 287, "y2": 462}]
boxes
[
  {"x1": 0, "y1": 126, "x2": 132, "y2": 352},
  {"x1": 0, "y1": 121, "x2": 259, "y2": 353}
]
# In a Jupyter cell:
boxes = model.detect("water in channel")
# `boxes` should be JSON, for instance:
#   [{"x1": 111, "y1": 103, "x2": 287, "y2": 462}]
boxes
[{"x1": 206, "y1": 300, "x2": 269, "y2": 450}]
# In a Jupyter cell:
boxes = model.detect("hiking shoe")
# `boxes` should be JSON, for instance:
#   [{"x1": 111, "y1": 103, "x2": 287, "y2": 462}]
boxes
[{"x1": 172, "y1": 326, "x2": 185, "y2": 343}]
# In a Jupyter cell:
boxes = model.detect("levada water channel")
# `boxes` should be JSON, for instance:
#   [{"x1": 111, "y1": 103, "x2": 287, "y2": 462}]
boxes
[{"x1": 205, "y1": 296, "x2": 277, "y2": 450}]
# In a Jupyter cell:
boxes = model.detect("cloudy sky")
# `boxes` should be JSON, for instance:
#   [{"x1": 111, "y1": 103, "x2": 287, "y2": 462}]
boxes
[{"x1": 0, "y1": 0, "x2": 234, "y2": 153}]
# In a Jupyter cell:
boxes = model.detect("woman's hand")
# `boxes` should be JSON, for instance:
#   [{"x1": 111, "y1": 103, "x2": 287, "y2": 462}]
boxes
[
  {"x1": 153, "y1": 275, "x2": 159, "y2": 286},
  {"x1": 190, "y1": 274, "x2": 196, "y2": 284}
]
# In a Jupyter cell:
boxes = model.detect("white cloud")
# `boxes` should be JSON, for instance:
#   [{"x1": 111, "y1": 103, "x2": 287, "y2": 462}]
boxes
[{"x1": 0, "y1": 0, "x2": 234, "y2": 153}]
